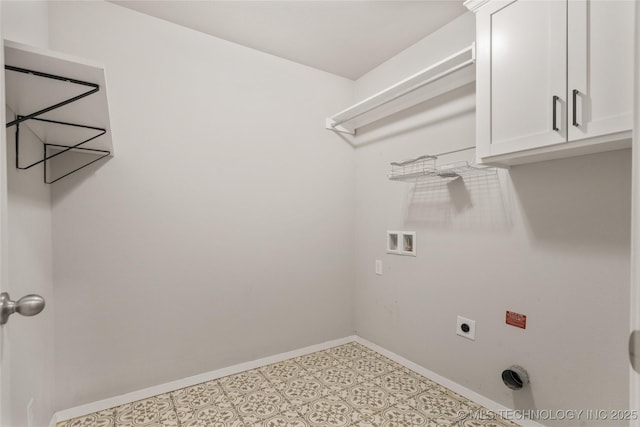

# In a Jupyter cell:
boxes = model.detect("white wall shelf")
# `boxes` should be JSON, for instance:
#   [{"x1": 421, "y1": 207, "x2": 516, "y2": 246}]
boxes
[
  {"x1": 326, "y1": 43, "x2": 475, "y2": 135},
  {"x1": 4, "y1": 39, "x2": 113, "y2": 183}
]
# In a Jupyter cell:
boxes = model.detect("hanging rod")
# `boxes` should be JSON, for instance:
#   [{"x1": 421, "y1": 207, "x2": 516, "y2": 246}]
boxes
[
  {"x1": 326, "y1": 43, "x2": 475, "y2": 135},
  {"x1": 332, "y1": 54, "x2": 474, "y2": 128},
  {"x1": 431, "y1": 145, "x2": 476, "y2": 157},
  {"x1": 390, "y1": 154, "x2": 437, "y2": 167}
]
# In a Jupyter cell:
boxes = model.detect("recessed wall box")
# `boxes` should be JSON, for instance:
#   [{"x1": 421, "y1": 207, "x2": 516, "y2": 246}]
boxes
[{"x1": 387, "y1": 231, "x2": 416, "y2": 256}]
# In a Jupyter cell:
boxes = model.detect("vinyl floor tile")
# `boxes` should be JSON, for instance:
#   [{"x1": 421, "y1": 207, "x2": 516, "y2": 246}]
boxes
[
  {"x1": 342, "y1": 382, "x2": 398, "y2": 415},
  {"x1": 324, "y1": 345, "x2": 372, "y2": 363},
  {"x1": 171, "y1": 382, "x2": 231, "y2": 410},
  {"x1": 366, "y1": 404, "x2": 429, "y2": 427},
  {"x1": 294, "y1": 353, "x2": 340, "y2": 373},
  {"x1": 373, "y1": 371, "x2": 429, "y2": 401},
  {"x1": 275, "y1": 376, "x2": 330, "y2": 405},
  {"x1": 346, "y1": 357, "x2": 397, "y2": 381},
  {"x1": 115, "y1": 394, "x2": 177, "y2": 427},
  {"x1": 219, "y1": 370, "x2": 271, "y2": 397},
  {"x1": 259, "y1": 360, "x2": 310, "y2": 384},
  {"x1": 232, "y1": 388, "x2": 292, "y2": 423},
  {"x1": 297, "y1": 397, "x2": 359, "y2": 427},
  {"x1": 313, "y1": 365, "x2": 364, "y2": 389},
  {"x1": 56, "y1": 409, "x2": 116, "y2": 427},
  {"x1": 252, "y1": 412, "x2": 311, "y2": 427},
  {"x1": 56, "y1": 343, "x2": 519, "y2": 427},
  {"x1": 176, "y1": 404, "x2": 245, "y2": 427}
]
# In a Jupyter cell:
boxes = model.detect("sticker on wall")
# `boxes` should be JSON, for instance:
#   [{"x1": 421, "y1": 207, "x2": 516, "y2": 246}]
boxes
[
  {"x1": 506, "y1": 311, "x2": 526, "y2": 329},
  {"x1": 387, "y1": 231, "x2": 416, "y2": 256}
]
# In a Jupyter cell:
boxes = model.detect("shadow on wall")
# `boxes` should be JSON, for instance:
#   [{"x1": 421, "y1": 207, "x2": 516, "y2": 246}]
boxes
[
  {"x1": 403, "y1": 169, "x2": 512, "y2": 231},
  {"x1": 512, "y1": 386, "x2": 538, "y2": 414},
  {"x1": 509, "y1": 149, "x2": 631, "y2": 252},
  {"x1": 353, "y1": 83, "x2": 476, "y2": 148},
  {"x1": 48, "y1": 149, "x2": 113, "y2": 206},
  {"x1": 46, "y1": 146, "x2": 111, "y2": 185}
]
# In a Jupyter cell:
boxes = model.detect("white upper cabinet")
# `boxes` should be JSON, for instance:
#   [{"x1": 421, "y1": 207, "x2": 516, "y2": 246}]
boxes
[
  {"x1": 487, "y1": 0, "x2": 567, "y2": 155},
  {"x1": 467, "y1": 0, "x2": 633, "y2": 166},
  {"x1": 567, "y1": 1, "x2": 634, "y2": 141}
]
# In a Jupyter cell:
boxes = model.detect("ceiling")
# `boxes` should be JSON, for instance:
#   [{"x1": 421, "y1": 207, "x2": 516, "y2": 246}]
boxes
[{"x1": 109, "y1": 1, "x2": 467, "y2": 80}]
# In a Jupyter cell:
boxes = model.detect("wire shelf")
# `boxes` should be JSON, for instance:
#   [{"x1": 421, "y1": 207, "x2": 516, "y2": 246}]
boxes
[
  {"x1": 388, "y1": 156, "x2": 496, "y2": 183},
  {"x1": 388, "y1": 155, "x2": 438, "y2": 181}
]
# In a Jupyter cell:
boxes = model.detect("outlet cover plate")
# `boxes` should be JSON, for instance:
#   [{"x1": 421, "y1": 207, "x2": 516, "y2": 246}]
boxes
[{"x1": 456, "y1": 315, "x2": 476, "y2": 340}]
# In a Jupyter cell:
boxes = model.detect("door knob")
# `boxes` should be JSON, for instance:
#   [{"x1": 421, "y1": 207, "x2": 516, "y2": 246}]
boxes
[{"x1": 0, "y1": 292, "x2": 45, "y2": 325}]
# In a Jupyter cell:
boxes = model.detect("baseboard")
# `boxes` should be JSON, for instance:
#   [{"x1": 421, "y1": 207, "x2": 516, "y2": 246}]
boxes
[
  {"x1": 50, "y1": 335, "x2": 357, "y2": 426},
  {"x1": 354, "y1": 336, "x2": 545, "y2": 427},
  {"x1": 51, "y1": 335, "x2": 544, "y2": 427}
]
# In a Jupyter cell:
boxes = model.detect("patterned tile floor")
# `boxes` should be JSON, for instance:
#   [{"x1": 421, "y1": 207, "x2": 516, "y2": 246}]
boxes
[{"x1": 57, "y1": 342, "x2": 520, "y2": 427}]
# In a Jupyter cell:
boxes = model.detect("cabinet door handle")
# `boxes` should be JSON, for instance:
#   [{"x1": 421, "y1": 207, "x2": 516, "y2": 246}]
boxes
[
  {"x1": 572, "y1": 89, "x2": 579, "y2": 127},
  {"x1": 552, "y1": 95, "x2": 560, "y2": 131}
]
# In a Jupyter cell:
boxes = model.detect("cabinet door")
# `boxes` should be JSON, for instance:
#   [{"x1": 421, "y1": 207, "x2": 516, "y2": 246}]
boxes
[
  {"x1": 568, "y1": 0, "x2": 633, "y2": 142},
  {"x1": 477, "y1": 0, "x2": 567, "y2": 158}
]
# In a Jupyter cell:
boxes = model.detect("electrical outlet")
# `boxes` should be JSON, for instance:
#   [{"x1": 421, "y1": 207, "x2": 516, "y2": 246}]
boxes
[
  {"x1": 456, "y1": 316, "x2": 476, "y2": 340},
  {"x1": 375, "y1": 260, "x2": 383, "y2": 275}
]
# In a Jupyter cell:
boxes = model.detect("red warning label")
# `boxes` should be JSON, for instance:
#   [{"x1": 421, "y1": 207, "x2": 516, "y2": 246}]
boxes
[{"x1": 506, "y1": 311, "x2": 526, "y2": 329}]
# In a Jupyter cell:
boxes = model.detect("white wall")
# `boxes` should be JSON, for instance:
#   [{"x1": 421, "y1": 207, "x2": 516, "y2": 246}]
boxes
[
  {"x1": 47, "y1": 1, "x2": 355, "y2": 411},
  {"x1": 1, "y1": 3, "x2": 54, "y2": 427},
  {"x1": 1, "y1": 1, "x2": 48, "y2": 48},
  {"x1": 4, "y1": 114, "x2": 54, "y2": 427},
  {"x1": 353, "y1": 12, "x2": 630, "y2": 427}
]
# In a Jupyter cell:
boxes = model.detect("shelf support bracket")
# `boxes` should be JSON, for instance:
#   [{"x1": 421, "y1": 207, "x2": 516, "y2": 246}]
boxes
[
  {"x1": 44, "y1": 144, "x2": 110, "y2": 184},
  {"x1": 5, "y1": 65, "x2": 109, "y2": 183},
  {"x1": 325, "y1": 118, "x2": 355, "y2": 135},
  {"x1": 4, "y1": 65, "x2": 99, "y2": 128},
  {"x1": 15, "y1": 117, "x2": 108, "y2": 184}
]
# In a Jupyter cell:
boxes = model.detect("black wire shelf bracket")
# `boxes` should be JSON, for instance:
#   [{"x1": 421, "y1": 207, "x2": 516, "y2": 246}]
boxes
[
  {"x1": 5, "y1": 65, "x2": 100, "y2": 129},
  {"x1": 15, "y1": 116, "x2": 107, "y2": 170},
  {"x1": 44, "y1": 144, "x2": 110, "y2": 184},
  {"x1": 4, "y1": 64, "x2": 109, "y2": 184}
]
